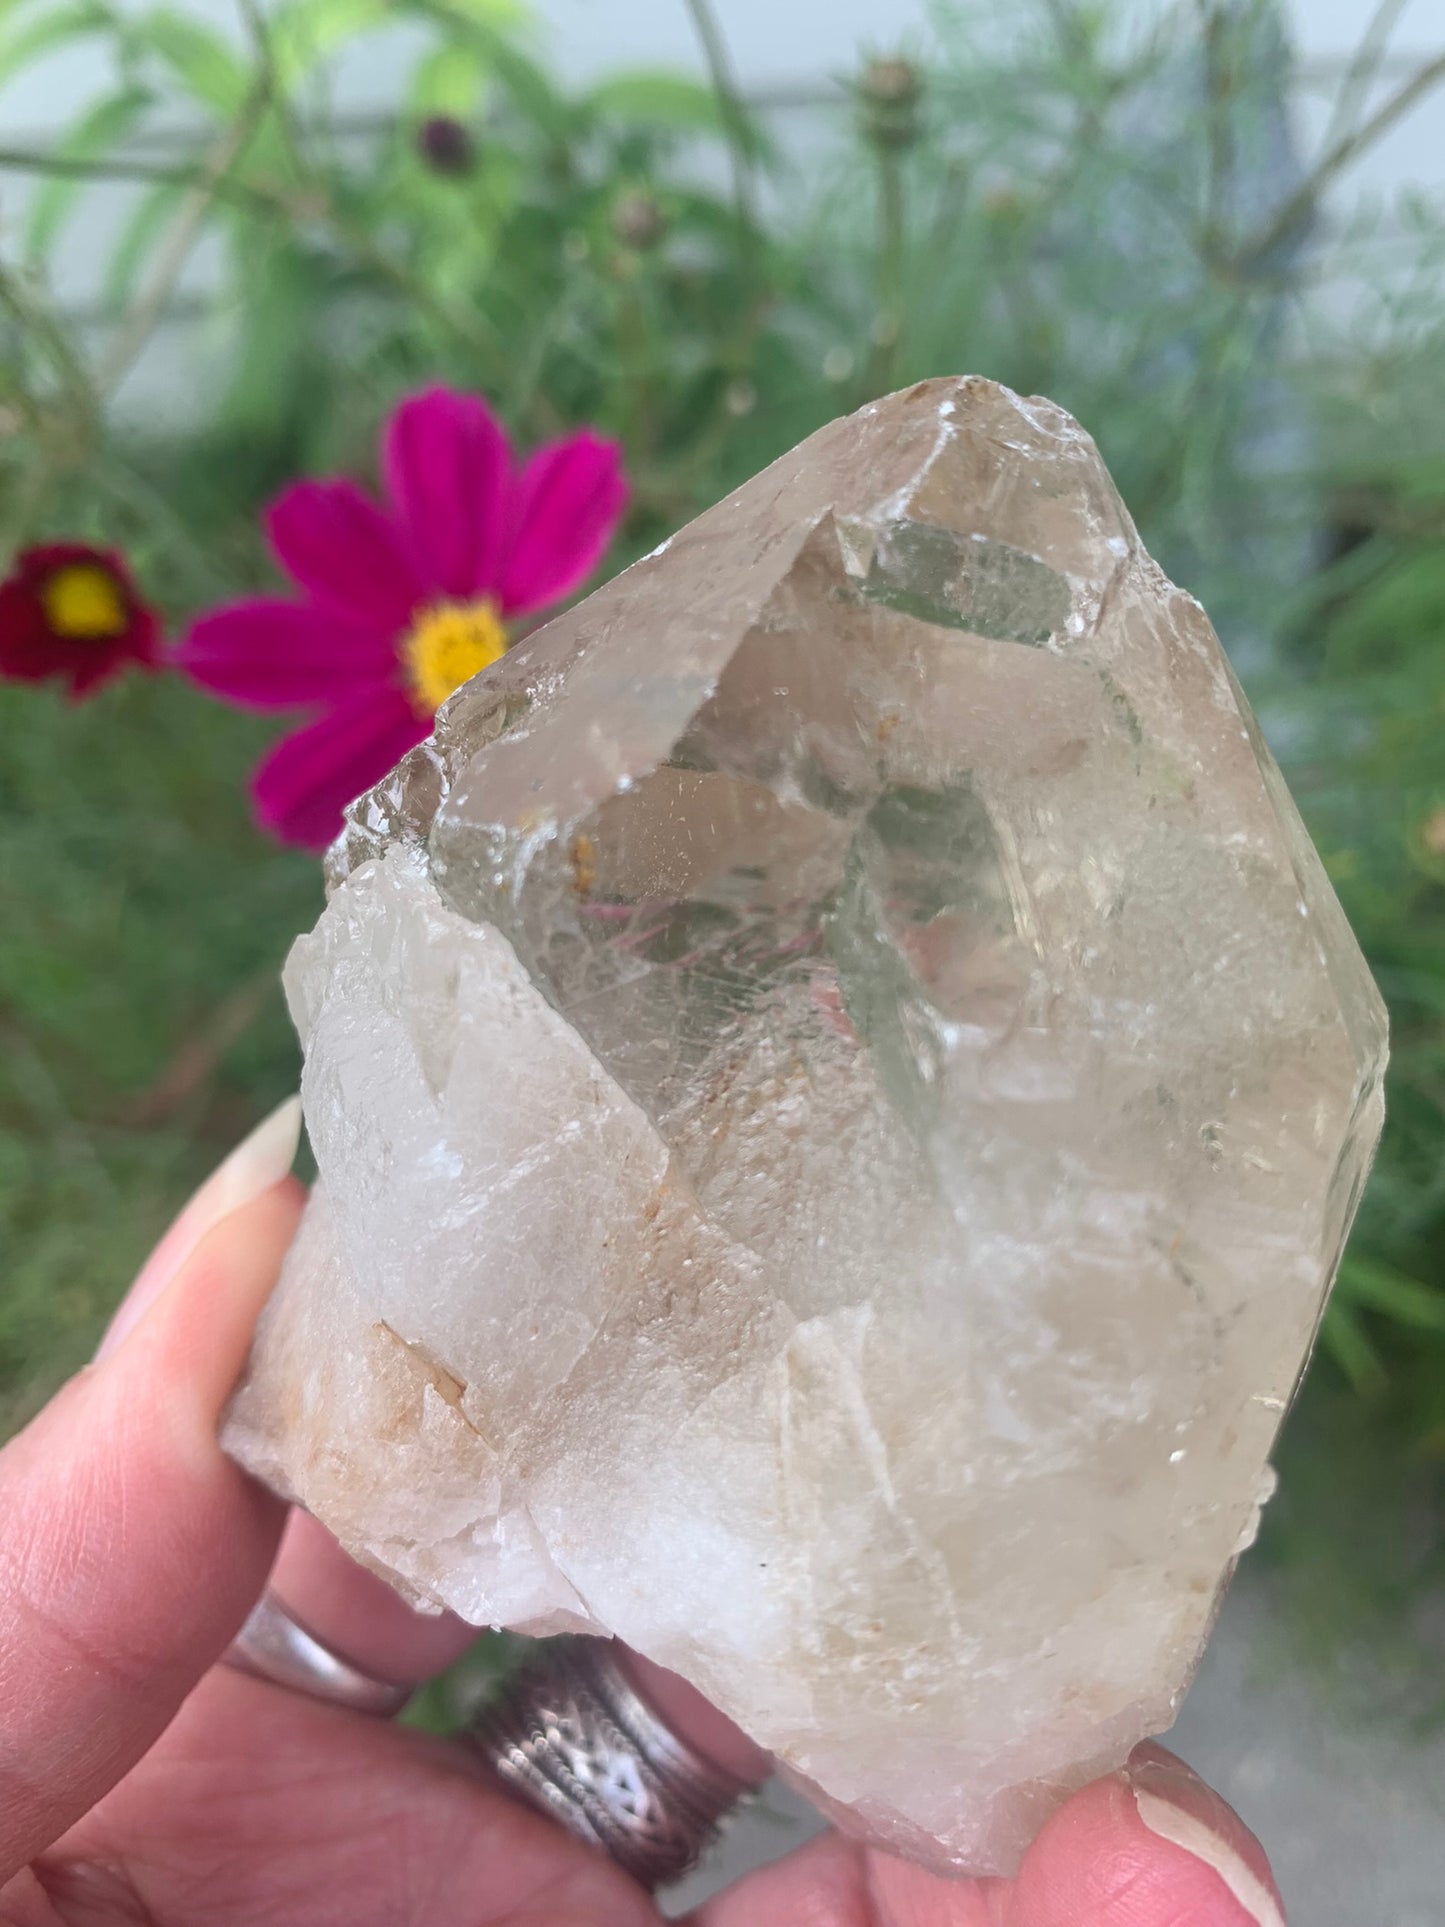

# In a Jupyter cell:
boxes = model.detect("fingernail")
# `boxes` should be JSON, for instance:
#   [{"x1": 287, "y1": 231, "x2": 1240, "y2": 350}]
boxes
[
  {"x1": 96, "y1": 1096, "x2": 304, "y2": 1360},
  {"x1": 1129, "y1": 1755, "x2": 1286, "y2": 1927}
]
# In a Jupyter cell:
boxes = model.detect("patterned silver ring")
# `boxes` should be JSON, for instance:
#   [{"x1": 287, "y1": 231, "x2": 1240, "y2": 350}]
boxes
[
  {"x1": 472, "y1": 1637, "x2": 756, "y2": 1890},
  {"x1": 222, "y1": 1589, "x2": 414, "y2": 1718}
]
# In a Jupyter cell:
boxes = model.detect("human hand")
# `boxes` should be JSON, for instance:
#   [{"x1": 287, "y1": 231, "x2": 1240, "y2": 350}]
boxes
[{"x1": 0, "y1": 1105, "x2": 1286, "y2": 1926}]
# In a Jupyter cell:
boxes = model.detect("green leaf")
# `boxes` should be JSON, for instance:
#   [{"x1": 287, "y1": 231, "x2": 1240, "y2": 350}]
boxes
[
  {"x1": 409, "y1": 39, "x2": 487, "y2": 118},
  {"x1": 219, "y1": 232, "x2": 327, "y2": 440},
  {"x1": 102, "y1": 177, "x2": 183, "y2": 311},
  {"x1": 1336, "y1": 1257, "x2": 1445, "y2": 1334},
  {"x1": 0, "y1": 0, "x2": 113, "y2": 92},
  {"x1": 24, "y1": 83, "x2": 153, "y2": 262},
  {"x1": 586, "y1": 70, "x2": 772, "y2": 157},
  {"x1": 268, "y1": 0, "x2": 386, "y2": 92},
  {"x1": 134, "y1": 8, "x2": 248, "y2": 116}
]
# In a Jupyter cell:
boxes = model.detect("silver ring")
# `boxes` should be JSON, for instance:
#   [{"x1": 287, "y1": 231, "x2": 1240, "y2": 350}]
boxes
[
  {"x1": 472, "y1": 1637, "x2": 756, "y2": 1890},
  {"x1": 222, "y1": 1589, "x2": 414, "y2": 1718}
]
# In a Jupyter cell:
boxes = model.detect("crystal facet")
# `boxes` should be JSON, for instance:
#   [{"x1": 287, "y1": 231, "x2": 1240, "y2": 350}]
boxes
[{"x1": 224, "y1": 378, "x2": 1386, "y2": 1876}]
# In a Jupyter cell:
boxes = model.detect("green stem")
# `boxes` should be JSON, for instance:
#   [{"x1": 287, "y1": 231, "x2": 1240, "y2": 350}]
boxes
[
  {"x1": 616, "y1": 269, "x2": 658, "y2": 466},
  {"x1": 95, "y1": 77, "x2": 272, "y2": 399},
  {"x1": 235, "y1": 0, "x2": 313, "y2": 189},
  {"x1": 921, "y1": 155, "x2": 970, "y2": 264},
  {"x1": 866, "y1": 144, "x2": 906, "y2": 393},
  {"x1": 676, "y1": 0, "x2": 776, "y2": 475},
  {"x1": 681, "y1": 0, "x2": 759, "y2": 261},
  {"x1": 1319, "y1": 0, "x2": 1410, "y2": 159},
  {"x1": 1040, "y1": 0, "x2": 1091, "y2": 68},
  {"x1": 0, "y1": 146, "x2": 273, "y2": 210},
  {"x1": 879, "y1": 149, "x2": 905, "y2": 305},
  {"x1": 1198, "y1": 1, "x2": 1237, "y2": 263},
  {"x1": 0, "y1": 263, "x2": 95, "y2": 417},
  {"x1": 1233, "y1": 51, "x2": 1445, "y2": 274}
]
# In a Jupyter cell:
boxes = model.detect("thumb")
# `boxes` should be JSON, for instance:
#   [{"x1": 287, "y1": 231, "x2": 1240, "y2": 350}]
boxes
[{"x1": 0, "y1": 1118, "x2": 303, "y2": 1880}]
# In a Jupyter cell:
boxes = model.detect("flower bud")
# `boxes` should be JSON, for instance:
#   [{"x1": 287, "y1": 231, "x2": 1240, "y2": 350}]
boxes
[
  {"x1": 416, "y1": 115, "x2": 476, "y2": 177},
  {"x1": 981, "y1": 183, "x2": 1029, "y2": 226},
  {"x1": 612, "y1": 191, "x2": 666, "y2": 251},
  {"x1": 858, "y1": 56, "x2": 923, "y2": 151}
]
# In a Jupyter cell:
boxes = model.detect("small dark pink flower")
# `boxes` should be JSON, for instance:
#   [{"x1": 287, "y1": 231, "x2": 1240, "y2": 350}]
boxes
[
  {"x1": 178, "y1": 387, "x2": 628, "y2": 850},
  {"x1": 0, "y1": 541, "x2": 162, "y2": 699}
]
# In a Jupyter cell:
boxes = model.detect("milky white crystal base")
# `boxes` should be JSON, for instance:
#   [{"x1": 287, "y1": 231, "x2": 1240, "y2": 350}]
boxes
[{"x1": 225, "y1": 378, "x2": 1385, "y2": 1876}]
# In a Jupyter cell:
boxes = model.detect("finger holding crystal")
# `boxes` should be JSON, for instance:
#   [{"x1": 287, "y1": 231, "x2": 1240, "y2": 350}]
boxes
[
  {"x1": 255, "y1": 1509, "x2": 479, "y2": 1697},
  {"x1": 0, "y1": 1189, "x2": 301, "y2": 1881}
]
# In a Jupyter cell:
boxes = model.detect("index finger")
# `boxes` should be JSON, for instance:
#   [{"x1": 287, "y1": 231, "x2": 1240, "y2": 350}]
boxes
[{"x1": 0, "y1": 1172, "x2": 303, "y2": 1879}]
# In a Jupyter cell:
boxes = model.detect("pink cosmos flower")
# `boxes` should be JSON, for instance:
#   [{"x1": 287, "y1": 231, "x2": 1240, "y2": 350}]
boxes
[{"x1": 178, "y1": 386, "x2": 627, "y2": 849}]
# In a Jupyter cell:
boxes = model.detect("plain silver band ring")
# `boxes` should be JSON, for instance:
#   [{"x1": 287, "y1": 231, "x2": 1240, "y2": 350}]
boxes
[
  {"x1": 222, "y1": 1589, "x2": 414, "y2": 1718},
  {"x1": 472, "y1": 1636, "x2": 755, "y2": 1890}
]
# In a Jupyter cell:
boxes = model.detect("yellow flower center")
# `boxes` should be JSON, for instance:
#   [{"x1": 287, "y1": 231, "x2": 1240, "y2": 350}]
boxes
[
  {"x1": 40, "y1": 562, "x2": 127, "y2": 641},
  {"x1": 401, "y1": 597, "x2": 509, "y2": 715}
]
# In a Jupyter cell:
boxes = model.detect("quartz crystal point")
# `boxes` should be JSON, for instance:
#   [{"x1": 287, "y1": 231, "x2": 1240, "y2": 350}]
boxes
[{"x1": 224, "y1": 378, "x2": 1386, "y2": 1875}]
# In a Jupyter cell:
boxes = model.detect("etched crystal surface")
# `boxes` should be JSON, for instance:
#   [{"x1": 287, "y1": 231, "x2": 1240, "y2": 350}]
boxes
[{"x1": 224, "y1": 378, "x2": 1386, "y2": 1875}]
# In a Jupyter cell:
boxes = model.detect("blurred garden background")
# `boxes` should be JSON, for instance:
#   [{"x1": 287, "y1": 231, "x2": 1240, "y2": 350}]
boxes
[{"x1": 1, "y1": 0, "x2": 1444, "y2": 1912}]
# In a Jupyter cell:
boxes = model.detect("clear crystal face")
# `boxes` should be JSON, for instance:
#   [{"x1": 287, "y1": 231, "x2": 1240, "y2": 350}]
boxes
[{"x1": 226, "y1": 378, "x2": 1386, "y2": 1875}]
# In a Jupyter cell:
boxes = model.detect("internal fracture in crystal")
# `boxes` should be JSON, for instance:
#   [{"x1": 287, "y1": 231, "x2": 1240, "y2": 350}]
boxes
[{"x1": 225, "y1": 378, "x2": 1386, "y2": 1875}]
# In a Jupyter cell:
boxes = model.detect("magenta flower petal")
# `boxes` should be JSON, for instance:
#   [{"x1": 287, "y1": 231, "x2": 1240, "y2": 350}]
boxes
[
  {"x1": 498, "y1": 431, "x2": 628, "y2": 617},
  {"x1": 177, "y1": 598, "x2": 397, "y2": 710},
  {"x1": 251, "y1": 685, "x2": 428, "y2": 851},
  {"x1": 383, "y1": 386, "x2": 513, "y2": 601},
  {"x1": 266, "y1": 479, "x2": 425, "y2": 630}
]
